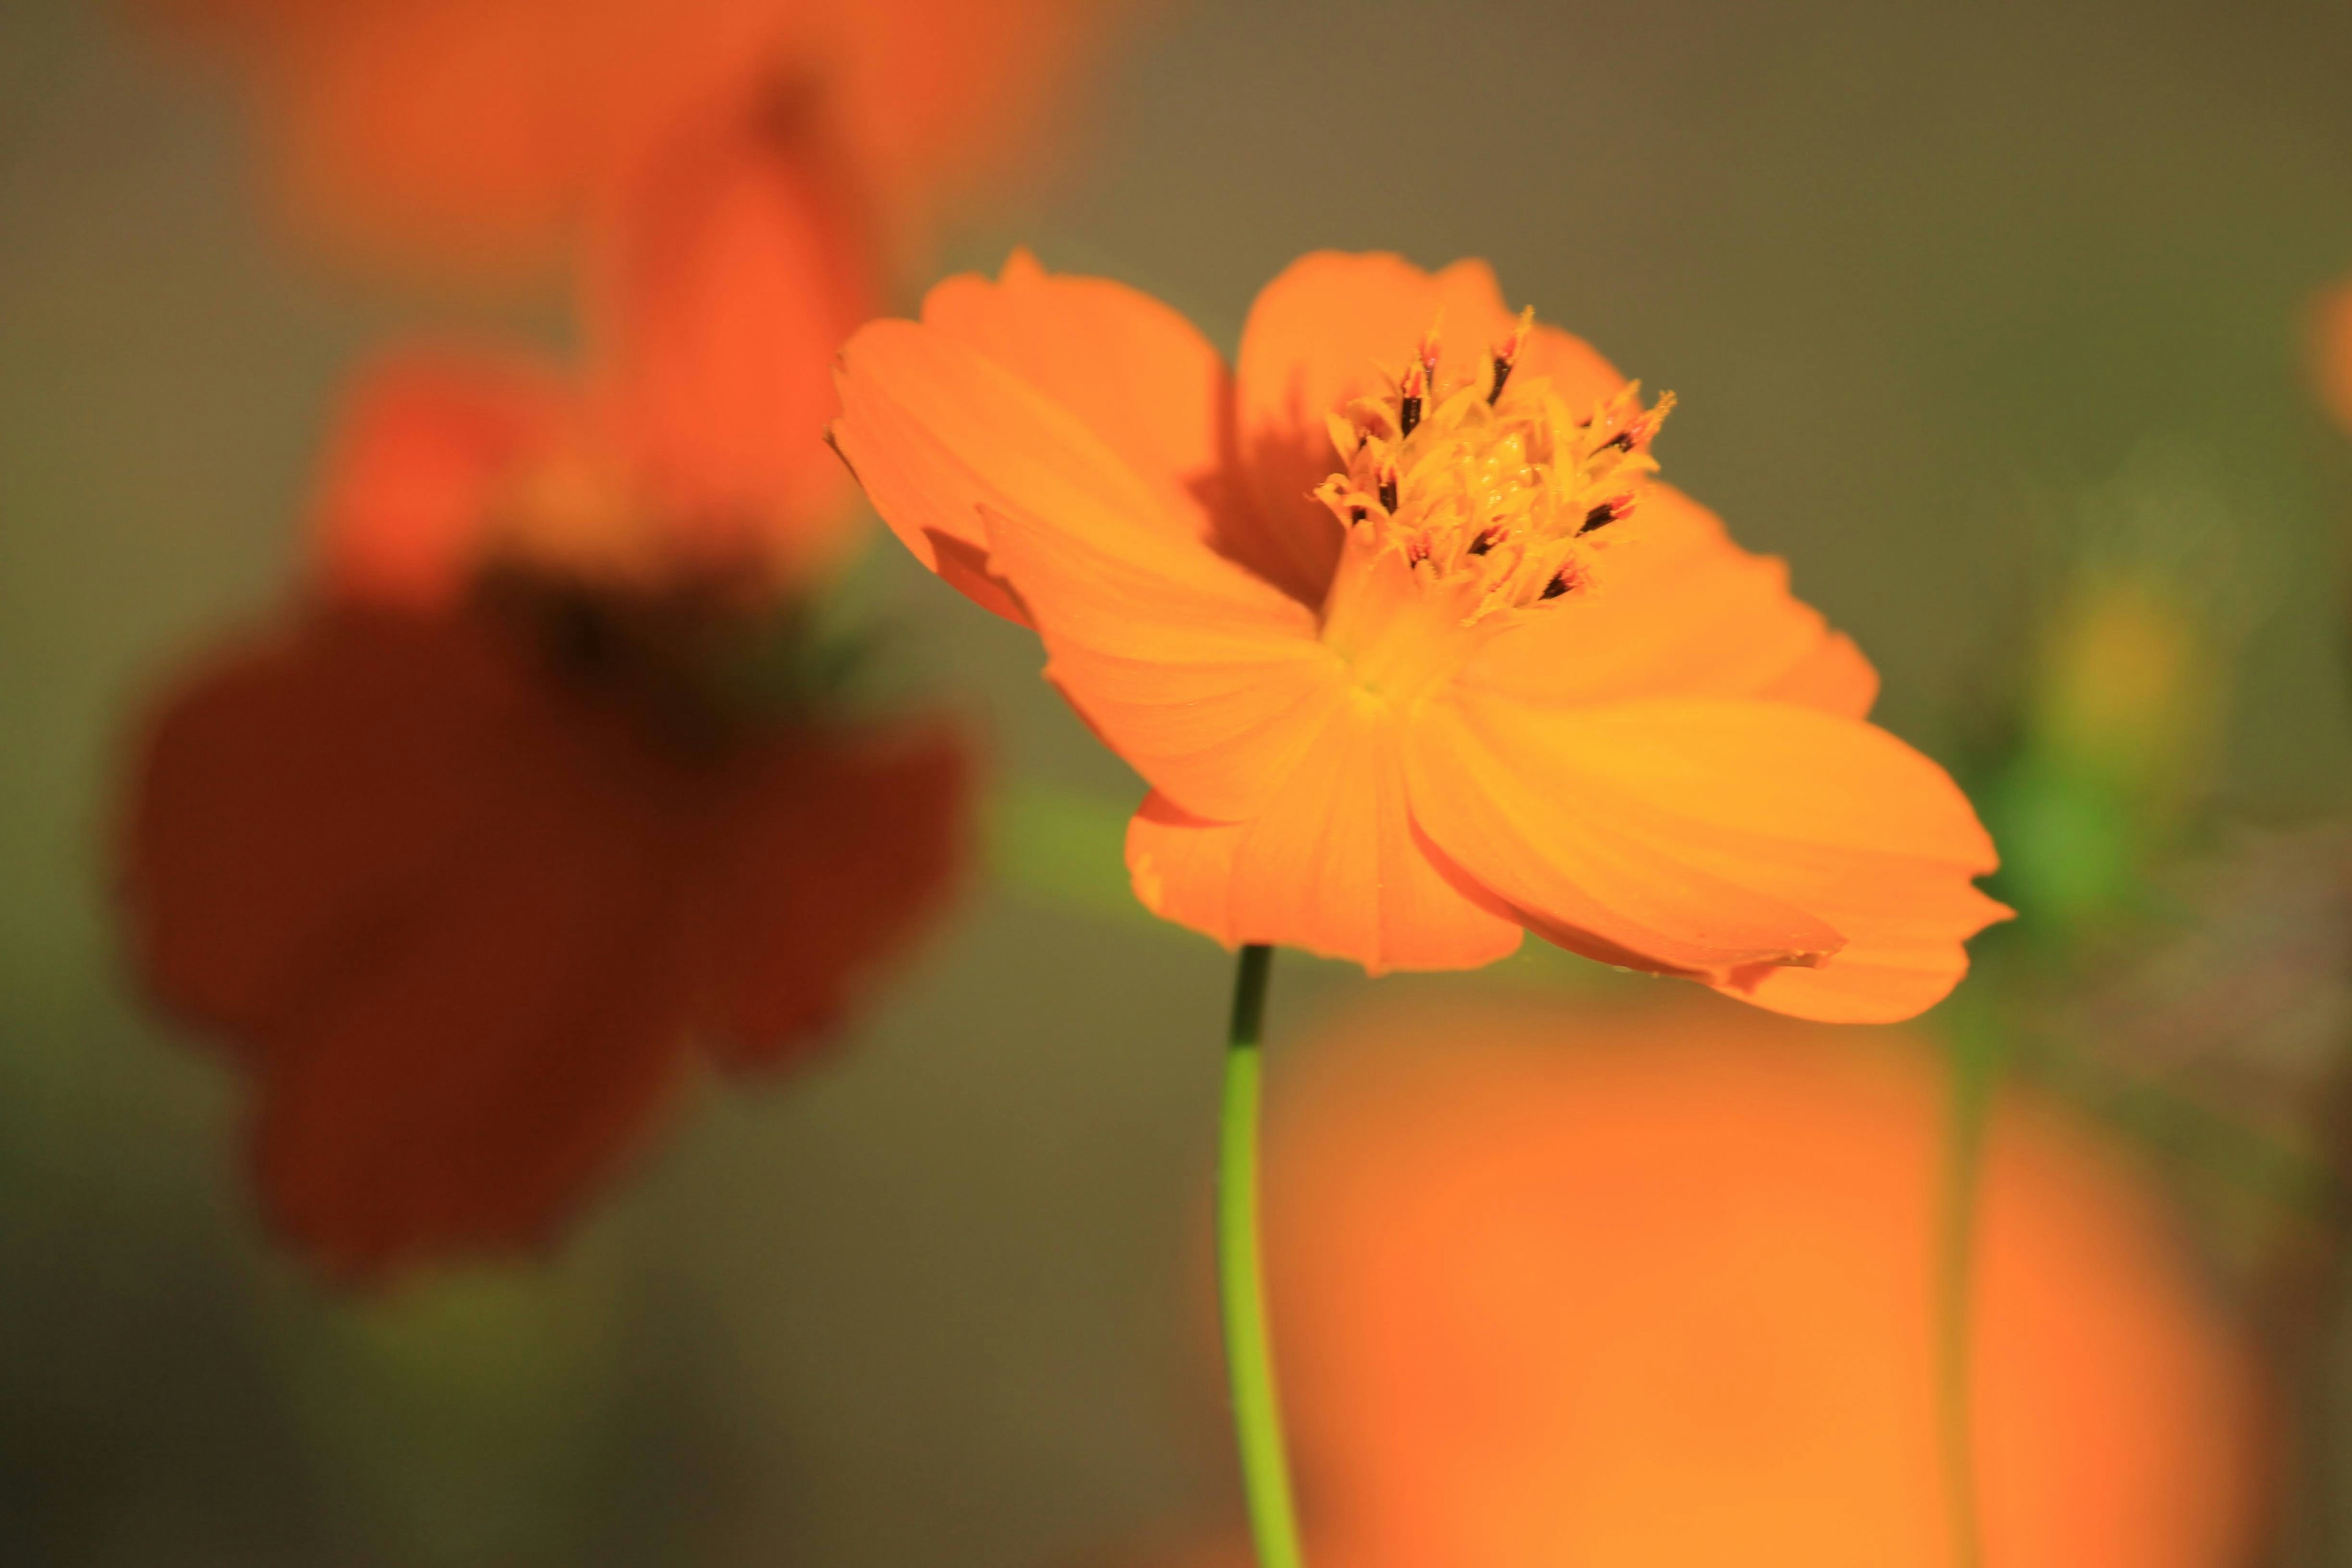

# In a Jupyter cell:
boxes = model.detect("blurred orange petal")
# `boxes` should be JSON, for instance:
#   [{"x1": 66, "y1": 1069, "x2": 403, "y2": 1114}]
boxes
[
  {"x1": 149, "y1": 0, "x2": 1120, "y2": 284},
  {"x1": 587, "y1": 92, "x2": 878, "y2": 581},
  {"x1": 311, "y1": 347, "x2": 584, "y2": 606},
  {"x1": 2315, "y1": 280, "x2": 2352, "y2": 435}
]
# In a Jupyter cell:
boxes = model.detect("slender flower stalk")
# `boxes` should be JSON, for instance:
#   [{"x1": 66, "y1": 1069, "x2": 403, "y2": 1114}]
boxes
[{"x1": 1218, "y1": 943, "x2": 1305, "y2": 1568}]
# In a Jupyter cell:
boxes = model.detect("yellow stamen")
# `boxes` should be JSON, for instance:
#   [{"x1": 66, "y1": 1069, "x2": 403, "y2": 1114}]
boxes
[{"x1": 1315, "y1": 313, "x2": 1673, "y2": 628}]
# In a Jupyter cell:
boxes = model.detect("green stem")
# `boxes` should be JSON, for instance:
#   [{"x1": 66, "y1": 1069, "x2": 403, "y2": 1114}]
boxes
[{"x1": 1218, "y1": 944, "x2": 1305, "y2": 1568}]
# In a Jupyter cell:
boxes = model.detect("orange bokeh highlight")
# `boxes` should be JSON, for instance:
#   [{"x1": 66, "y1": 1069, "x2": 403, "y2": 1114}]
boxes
[
  {"x1": 1244, "y1": 998, "x2": 2269, "y2": 1568},
  {"x1": 147, "y1": 0, "x2": 1120, "y2": 285},
  {"x1": 2313, "y1": 281, "x2": 2352, "y2": 437}
]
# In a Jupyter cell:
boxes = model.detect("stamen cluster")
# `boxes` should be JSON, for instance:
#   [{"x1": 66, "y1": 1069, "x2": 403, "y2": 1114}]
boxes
[{"x1": 1313, "y1": 309, "x2": 1675, "y2": 619}]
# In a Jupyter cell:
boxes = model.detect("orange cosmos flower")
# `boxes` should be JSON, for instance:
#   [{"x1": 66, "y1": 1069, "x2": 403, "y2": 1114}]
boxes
[
  {"x1": 1254, "y1": 999, "x2": 2269, "y2": 1568},
  {"x1": 149, "y1": 0, "x2": 1118, "y2": 283},
  {"x1": 116, "y1": 104, "x2": 967, "y2": 1280},
  {"x1": 830, "y1": 251, "x2": 2008, "y2": 1021}
]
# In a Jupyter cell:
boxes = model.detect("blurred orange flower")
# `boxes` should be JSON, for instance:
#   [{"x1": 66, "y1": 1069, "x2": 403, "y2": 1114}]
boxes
[
  {"x1": 320, "y1": 99, "x2": 876, "y2": 600},
  {"x1": 1253, "y1": 999, "x2": 2269, "y2": 1568},
  {"x1": 2313, "y1": 280, "x2": 2352, "y2": 436},
  {"x1": 116, "y1": 105, "x2": 967, "y2": 1280},
  {"x1": 831, "y1": 251, "x2": 2007, "y2": 1020},
  {"x1": 149, "y1": 0, "x2": 1118, "y2": 283}
]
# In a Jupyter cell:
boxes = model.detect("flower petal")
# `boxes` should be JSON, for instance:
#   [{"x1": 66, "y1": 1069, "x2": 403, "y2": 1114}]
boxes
[
  {"x1": 977, "y1": 496, "x2": 1344, "y2": 823},
  {"x1": 1124, "y1": 696, "x2": 1522, "y2": 975},
  {"x1": 125, "y1": 603, "x2": 706, "y2": 1279},
  {"x1": 1757, "y1": 630, "x2": 1879, "y2": 715},
  {"x1": 587, "y1": 92, "x2": 876, "y2": 584},
  {"x1": 311, "y1": 348, "x2": 582, "y2": 608},
  {"x1": 120, "y1": 608, "x2": 521, "y2": 1050},
  {"x1": 1234, "y1": 252, "x2": 1625, "y2": 606},
  {"x1": 687, "y1": 720, "x2": 971, "y2": 1064},
  {"x1": 1407, "y1": 694, "x2": 2003, "y2": 1019},
  {"x1": 829, "y1": 315, "x2": 1199, "y2": 623},
  {"x1": 1458, "y1": 486, "x2": 1879, "y2": 718},
  {"x1": 251, "y1": 757, "x2": 694, "y2": 1281},
  {"x1": 919, "y1": 250, "x2": 1228, "y2": 540}
]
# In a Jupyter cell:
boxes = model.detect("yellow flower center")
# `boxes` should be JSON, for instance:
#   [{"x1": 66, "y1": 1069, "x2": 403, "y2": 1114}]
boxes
[{"x1": 1315, "y1": 309, "x2": 1673, "y2": 697}]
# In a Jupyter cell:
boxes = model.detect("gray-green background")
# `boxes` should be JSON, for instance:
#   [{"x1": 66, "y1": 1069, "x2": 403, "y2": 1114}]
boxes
[{"x1": 6, "y1": 1, "x2": 2351, "y2": 1562}]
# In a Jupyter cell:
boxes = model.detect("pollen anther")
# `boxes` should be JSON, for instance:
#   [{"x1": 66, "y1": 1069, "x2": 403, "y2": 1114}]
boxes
[
  {"x1": 1488, "y1": 306, "x2": 1534, "y2": 402},
  {"x1": 1317, "y1": 314, "x2": 1673, "y2": 619}
]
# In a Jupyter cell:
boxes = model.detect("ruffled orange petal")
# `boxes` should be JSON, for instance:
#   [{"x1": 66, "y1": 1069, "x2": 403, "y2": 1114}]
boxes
[
  {"x1": 1713, "y1": 861, "x2": 2014, "y2": 1023},
  {"x1": 687, "y1": 721, "x2": 970, "y2": 1065},
  {"x1": 978, "y1": 497, "x2": 1344, "y2": 822},
  {"x1": 309, "y1": 347, "x2": 583, "y2": 607},
  {"x1": 1457, "y1": 486, "x2": 1879, "y2": 718},
  {"x1": 829, "y1": 317, "x2": 1202, "y2": 624},
  {"x1": 918, "y1": 251, "x2": 1229, "y2": 547},
  {"x1": 1406, "y1": 694, "x2": 2005, "y2": 1019},
  {"x1": 587, "y1": 91, "x2": 877, "y2": 585},
  {"x1": 1233, "y1": 252, "x2": 1624, "y2": 606},
  {"x1": 120, "y1": 608, "x2": 521, "y2": 1050},
  {"x1": 1123, "y1": 698, "x2": 1522, "y2": 974}
]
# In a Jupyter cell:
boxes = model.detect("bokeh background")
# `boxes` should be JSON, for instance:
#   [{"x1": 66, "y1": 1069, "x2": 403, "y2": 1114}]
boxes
[{"x1": 6, "y1": 0, "x2": 2352, "y2": 1563}]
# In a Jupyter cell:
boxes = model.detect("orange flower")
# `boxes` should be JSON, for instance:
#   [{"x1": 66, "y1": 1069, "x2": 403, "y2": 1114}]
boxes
[
  {"x1": 116, "y1": 105, "x2": 966, "y2": 1280},
  {"x1": 1254, "y1": 999, "x2": 2269, "y2": 1568},
  {"x1": 148, "y1": 0, "x2": 1118, "y2": 283},
  {"x1": 830, "y1": 252, "x2": 2008, "y2": 1021}
]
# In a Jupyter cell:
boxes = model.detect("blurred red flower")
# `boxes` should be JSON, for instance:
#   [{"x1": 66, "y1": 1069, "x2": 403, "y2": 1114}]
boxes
[
  {"x1": 1239, "y1": 999, "x2": 2269, "y2": 1568},
  {"x1": 116, "y1": 102, "x2": 970, "y2": 1282},
  {"x1": 147, "y1": 0, "x2": 1121, "y2": 285},
  {"x1": 126, "y1": 603, "x2": 966, "y2": 1280}
]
